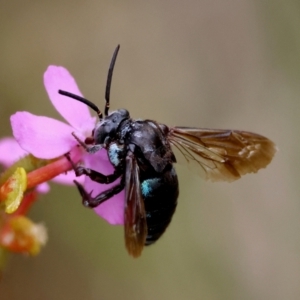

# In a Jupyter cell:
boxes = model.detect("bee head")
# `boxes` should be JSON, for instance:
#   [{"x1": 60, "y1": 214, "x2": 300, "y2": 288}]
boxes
[
  {"x1": 59, "y1": 45, "x2": 124, "y2": 145},
  {"x1": 94, "y1": 109, "x2": 129, "y2": 144}
]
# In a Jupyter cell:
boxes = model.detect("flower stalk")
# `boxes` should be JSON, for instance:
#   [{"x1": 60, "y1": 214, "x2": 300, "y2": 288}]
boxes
[{"x1": 26, "y1": 146, "x2": 81, "y2": 190}]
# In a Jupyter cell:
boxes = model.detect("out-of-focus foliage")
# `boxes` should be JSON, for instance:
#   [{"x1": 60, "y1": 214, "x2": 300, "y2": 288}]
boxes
[{"x1": 0, "y1": 1, "x2": 299, "y2": 299}]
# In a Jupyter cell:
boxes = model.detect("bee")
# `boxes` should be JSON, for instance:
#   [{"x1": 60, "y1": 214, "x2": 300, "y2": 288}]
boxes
[{"x1": 59, "y1": 45, "x2": 276, "y2": 257}]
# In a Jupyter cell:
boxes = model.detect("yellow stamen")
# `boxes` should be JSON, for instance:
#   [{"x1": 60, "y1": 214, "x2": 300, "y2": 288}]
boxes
[{"x1": 0, "y1": 168, "x2": 27, "y2": 214}]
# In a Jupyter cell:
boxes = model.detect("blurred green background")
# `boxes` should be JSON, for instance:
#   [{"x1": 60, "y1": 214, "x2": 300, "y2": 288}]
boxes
[{"x1": 1, "y1": 0, "x2": 299, "y2": 299}]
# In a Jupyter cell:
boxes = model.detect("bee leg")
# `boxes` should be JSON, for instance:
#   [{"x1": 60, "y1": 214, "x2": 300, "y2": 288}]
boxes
[
  {"x1": 74, "y1": 178, "x2": 124, "y2": 208},
  {"x1": 65, "y1": 152, "x2": 122, "y2": 184},
  {"x1": 72, "y1": 132, "x2": 102, "y2": 154},
  {"x1": 75, "y1": 166, "x2": 122, "y2": 184},
  {"x1": 65, "y1": 152, "x2": 78, "y2": 170}
]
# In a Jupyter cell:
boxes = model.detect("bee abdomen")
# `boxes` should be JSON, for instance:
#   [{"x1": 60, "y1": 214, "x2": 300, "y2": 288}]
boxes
[
  {"x1": 141, "y1": 166, "x2": 179, "y2": 246},
  {"x1": 145, "y1": 203, "x2": 177, "y2": 245}
]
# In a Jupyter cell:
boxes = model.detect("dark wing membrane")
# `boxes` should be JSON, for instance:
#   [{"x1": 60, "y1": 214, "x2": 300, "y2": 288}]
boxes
[
  {"x1": 168, "y1": 127, "x2": 277, "y2": 182},
  {"x1": 124, "y1": 152, "x2": 147, "y2": 258}
]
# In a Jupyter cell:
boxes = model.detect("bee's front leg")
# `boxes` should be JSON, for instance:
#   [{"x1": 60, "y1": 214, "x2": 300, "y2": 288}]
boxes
[
  {"x1": 72, "y1": 132, "x2": 103, "y2": 154},
  {"x1": 74, "y1": 178, "x2": 125, "y2": 208},
  {"x1": 65, "y1": 152, "x2": 122, "y2": 184}
]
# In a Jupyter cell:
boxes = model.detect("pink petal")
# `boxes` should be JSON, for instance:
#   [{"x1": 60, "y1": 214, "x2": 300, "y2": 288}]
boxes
[
  {"x1": 52, "y1": 170, "x2": 85, "y2": 185},
  {"x1": 36, "y1": 182, "x2": 50, "y2": 194},
  {"x1": 92, "y1": 178, "x2": 124, "y2": 225},
  {"x1": 11, "y1": 111, "x2": 85, "y2": 159},
  {"x1": 44, "y1": 66, "x2": 96, "y2": 133},
  {"x1": 0, "y1": 137, "x2": 27, "y2": 167},
  {"x1": 83, "y1": 150, "x2": 124, "y2": 225}
]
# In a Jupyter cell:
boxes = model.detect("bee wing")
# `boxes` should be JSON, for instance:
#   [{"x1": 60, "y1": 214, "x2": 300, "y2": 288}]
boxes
[
  {"x1": 168, "y1": 127, "x2": 277, "y2": 182},
  {"x1": 124, "y1": 152, "x2": 147, "y2": 258}
]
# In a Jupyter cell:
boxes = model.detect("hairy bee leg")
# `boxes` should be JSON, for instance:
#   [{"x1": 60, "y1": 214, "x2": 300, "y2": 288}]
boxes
[
  {"x1": 65, "y1": 152, "x2": 122, "y2": 184},
  {"x1": 74, "y1": 179, "x2": 124, "y2": 208},
  {"x1": 75, "y1": 166, "x2": 122, "y2": 184}
]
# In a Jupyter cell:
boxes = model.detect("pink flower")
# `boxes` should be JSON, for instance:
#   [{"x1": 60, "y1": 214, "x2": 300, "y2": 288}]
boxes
[
  {"x1": 0, "y1": 137, "x2": 50, "y2": 194},
  {"x1": 0, "y1": 136, "x2": 82, "y2": 192},
  {"x1": 10, "y1": 66, "x2": 125, "y2": 225}
]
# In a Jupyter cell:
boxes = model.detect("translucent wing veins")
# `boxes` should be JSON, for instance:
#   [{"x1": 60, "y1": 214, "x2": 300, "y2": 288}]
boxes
[{"x1": 168, "y1": 127, "x2": 277, "y2": 182}]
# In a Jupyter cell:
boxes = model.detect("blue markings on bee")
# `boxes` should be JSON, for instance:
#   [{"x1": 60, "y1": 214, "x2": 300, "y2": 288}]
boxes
[
  {"x1": 108, "y1": 143, "x2": 124, "y2": 167},
  {"x1": 141, "y1": 178, "x2": 162, "y2": 198}
]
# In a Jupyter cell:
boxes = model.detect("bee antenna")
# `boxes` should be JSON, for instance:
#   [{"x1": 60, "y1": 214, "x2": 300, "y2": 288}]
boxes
[
  {"x1": 105, "y1": 44, "x2": 120, "y2": 117},
  {"x1": 58, "y1": 90, "x2": 103, "y2": 119}
]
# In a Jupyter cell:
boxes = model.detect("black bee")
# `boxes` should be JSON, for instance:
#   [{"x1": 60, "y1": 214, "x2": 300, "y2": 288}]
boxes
[{"x1": 59, "y1": 45, "x2": 276, "y2": 257}]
